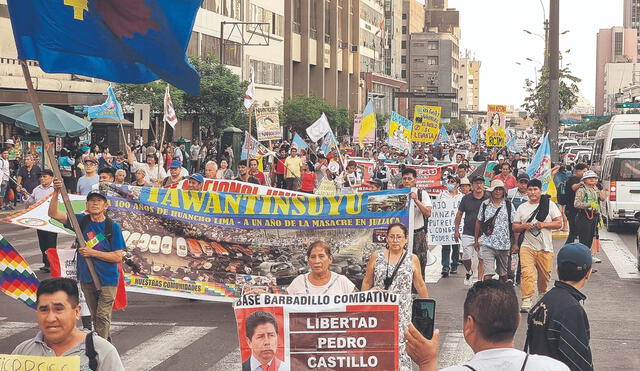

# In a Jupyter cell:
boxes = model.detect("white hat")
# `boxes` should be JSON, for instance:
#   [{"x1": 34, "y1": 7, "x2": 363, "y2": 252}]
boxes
[
  {"x1": 460, "y1": 177, "x2": 471, "y2": 186},
  {"x1": 5, "y1": 139, "x2": 14, "y2": 145},
  {"x1": 581, "y1": 170, "x2": 598, "y2": 181},
  {"x1": 487, "y1": 179, "x2": 506, "y2": 192}
]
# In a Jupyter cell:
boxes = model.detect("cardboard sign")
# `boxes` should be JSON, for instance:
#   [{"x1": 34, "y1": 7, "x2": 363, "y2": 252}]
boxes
[
  {"x1": 0, "y1": 354, "x2": 80, "y2": 371},
  {"x1": 412, "y1": 106, "x2": 441, "y2": 143}
]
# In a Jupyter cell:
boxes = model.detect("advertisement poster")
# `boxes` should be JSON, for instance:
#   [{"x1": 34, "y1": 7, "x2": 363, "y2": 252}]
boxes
[
  {"x1": 485, "y1": 104, "x2": 507, "y2": 147},
  {"x1": 428, "y1": 196, "x2": 463, "y2": 245},
  {"x1": 106, "y1": 185, "x2": 412, "y2": 301},
  {"x1": 411, "y1": 106, "x2": 440, "y2": 143},
  {"x1": 255, "y1": 107, "x2": 282, "y2": 142},
  {"x1": 387, "y1": 112, "x2": 412, "y2": 152},
  {"x1": 234, "y1": 292, "x2": 399, "y2": 370},
  {"x1": 352, "y1": 114, "x2": 374, "y2": 145}
]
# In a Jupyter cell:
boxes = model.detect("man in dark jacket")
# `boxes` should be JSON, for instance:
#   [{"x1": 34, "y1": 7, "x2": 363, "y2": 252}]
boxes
[{"x1": 525, "y1": 242, "x2": 594, "y2": 371}]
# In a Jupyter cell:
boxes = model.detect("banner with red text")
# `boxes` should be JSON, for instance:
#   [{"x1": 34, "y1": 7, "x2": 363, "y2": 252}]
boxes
[{"x1": 234, "y1": 292, "x2": 399, "y2": 370}]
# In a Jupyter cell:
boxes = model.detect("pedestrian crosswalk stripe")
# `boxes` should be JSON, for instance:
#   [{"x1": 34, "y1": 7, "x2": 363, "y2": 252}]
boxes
[
  {"x1": 0, "y1": 321, "x2": 38, "y2": 340},
  {"x1": 599, "y1": 230, "x2": 640, "y2": 280},
  {"x1": 120, "y1": 326, "x2": 213, "y2": 371},
  {"x1": 208, "y1": 347, "x2": 241, "y2": 371}
]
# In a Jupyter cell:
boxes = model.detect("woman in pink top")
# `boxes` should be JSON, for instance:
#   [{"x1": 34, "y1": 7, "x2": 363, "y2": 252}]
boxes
[{"x1": 287, "y1": 241, "x2": 355, "y2": 295}]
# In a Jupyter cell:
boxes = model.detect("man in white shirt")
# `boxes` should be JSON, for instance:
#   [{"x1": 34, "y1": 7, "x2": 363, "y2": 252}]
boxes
[
  {"x1": 126, "y1": 146, "x2": 166, "y2": 185},
  {"x1": 405, "y1": 280, "x2": 569, "y2": 371},
  {"x1": 401, "y1": 167, "x2": 432, "y2": 275},
  {"x1": 0, "y1": 148, "x2": 10, "y2": 210},
  {"x1": 513, "y1": 179, "x2": 562, "y2": 312}
]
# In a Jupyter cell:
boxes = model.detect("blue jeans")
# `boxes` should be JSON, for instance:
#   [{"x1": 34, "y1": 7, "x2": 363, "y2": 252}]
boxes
[{"x1": 441, "y1": 244, "x2": 460, "y2": 269}]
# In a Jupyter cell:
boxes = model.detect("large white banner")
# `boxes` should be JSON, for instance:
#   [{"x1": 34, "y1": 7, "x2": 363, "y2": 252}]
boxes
[{"x1": 427, "y1": 195, "x2": 463, "y2": 245}]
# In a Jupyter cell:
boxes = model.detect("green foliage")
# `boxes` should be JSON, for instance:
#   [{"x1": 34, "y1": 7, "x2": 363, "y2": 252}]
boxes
[
  {"x1": 281, "y1": 95, "x2": 353, "y2": 136},
  {"x1": 572, "y1": 117, "x2": 610, "y2": 133},
  {"x1": 447, "y1": 119, "x2": 467, "y2": 133},
  {"x1": 376, "y1": 113, "x2": 390, "y2": 128},
  {"x1": 114, "y1": 55, "x2": 247, "y2": 135},
  {"x1": 521, "y1": 66, "x2": 581, "y2": 133}
]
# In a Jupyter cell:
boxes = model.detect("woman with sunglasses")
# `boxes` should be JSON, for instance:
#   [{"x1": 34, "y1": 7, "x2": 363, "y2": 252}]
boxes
[{"x1": 361, "y1": 223, "x2": 429, "y2": 371}]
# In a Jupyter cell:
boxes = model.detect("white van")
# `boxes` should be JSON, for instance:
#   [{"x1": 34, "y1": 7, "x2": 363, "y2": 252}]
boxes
[
  {"x1": 591, "y1": 115, "x2": 640, "y2": 174},
  {"x1": 600, "y1": 149, "x2": 640, "y2": 231}
]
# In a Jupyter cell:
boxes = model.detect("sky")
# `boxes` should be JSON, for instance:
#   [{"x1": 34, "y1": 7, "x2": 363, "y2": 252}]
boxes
[{"x1": 436, "y1": 0, "x2": 623, "y2": 109}]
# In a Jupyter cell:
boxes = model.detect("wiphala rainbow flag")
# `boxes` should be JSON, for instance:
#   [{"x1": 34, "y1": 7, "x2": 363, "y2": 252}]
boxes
[{"x1": 0, "y1": 234, "x2": 39, "y2": 309}]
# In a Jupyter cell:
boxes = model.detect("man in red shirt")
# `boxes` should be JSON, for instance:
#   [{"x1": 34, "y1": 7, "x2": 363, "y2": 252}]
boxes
[
  {"x1": 274, "y1": 148, "x2": 287, "y2": 189},
  {"x1": 492, "y1": 162, "x2": 517, "y2": 190},
  {"x1": 248, "y1": 158, "x2": 266, "y2": 185}
]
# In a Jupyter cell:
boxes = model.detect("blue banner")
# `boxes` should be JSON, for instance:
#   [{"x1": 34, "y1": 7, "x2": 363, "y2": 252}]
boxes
[
  {"x1": 87, "y1": 86, "x2": 124, "y2": 120},
  {"x1": 526, "y1": 134, "x2": 551, "y2": 192}
]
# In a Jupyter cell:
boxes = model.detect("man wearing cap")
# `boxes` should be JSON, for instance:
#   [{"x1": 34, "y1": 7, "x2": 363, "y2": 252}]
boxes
[
  {"x1": 163, "y1": 160, "x2": 185, "y2": 187},
  {"x1": 513, "y1": 179, "x2": 563, "y2": 312},
  {"x1": 76, "y1": 157, "x2": 99, "y2": 195},
  {"x1": 455, "y1": 175, "x2": 488, "y2": 285},
  {"x1": 48, "y1": 180, "x2": 126, "y2": 340},
  {"x1": 474, "y1": 179, "x2": 516, "y2": 282},
  {"x1": 507, "y1": 173, "x2": 530, "y2": 210},
  {"x1": 19, "y1": 169, "x2": 56, "y2": 272},
  {"x1": 459, "y1": 177, "x2": 471, "y2": 195},
  {"x1": 525, "y1": 242, "x2": 594, "y2": 371},
  {"x1": 573, "y1": 170, "x2": 606, "y2": 264},
  {"x1": 187, "y1": 173, "x2": 205, "y2": 191}
]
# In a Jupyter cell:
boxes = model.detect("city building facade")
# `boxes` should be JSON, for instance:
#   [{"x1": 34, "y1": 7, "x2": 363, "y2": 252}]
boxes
[
  {"x1": 459, "y1": 53, "x2": 481, "y2": 112},
  {"x1": 401, "y1": 0, "x2": 425, "y2": 80}
]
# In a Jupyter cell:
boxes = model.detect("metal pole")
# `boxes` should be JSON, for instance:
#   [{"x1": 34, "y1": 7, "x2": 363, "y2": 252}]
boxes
[
  {"x1": 548, "y1": 0, "x2": 560, "y2": 162},
  {"x1": 19, "y1": 60, "x2": 102, "y2": 289},
  {"x1": 220, "y1": 22, "x2": 226, "y2": 65}
]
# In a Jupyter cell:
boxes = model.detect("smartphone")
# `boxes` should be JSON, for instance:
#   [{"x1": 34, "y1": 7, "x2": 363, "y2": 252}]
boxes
[{"x1": 412, "y1": 298, "x2": 436, "y2": 340}]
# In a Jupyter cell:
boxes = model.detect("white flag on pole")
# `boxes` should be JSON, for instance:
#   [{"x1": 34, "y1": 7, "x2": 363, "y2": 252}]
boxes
[
  {"x1": 163, "y1": 85, "x2": 178, "y2": 128},
  {"x1": 306, "y1": 112, "x2": 331, "y2": 142},
  {"x1": 244, "y1": 67, "x2": 256, "y2": 109}
]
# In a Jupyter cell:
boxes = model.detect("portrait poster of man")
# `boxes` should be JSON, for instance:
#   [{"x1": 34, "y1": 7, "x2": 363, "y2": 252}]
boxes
[{"x1": 237, "y1": 308, "x2": 289, "y2": 371}]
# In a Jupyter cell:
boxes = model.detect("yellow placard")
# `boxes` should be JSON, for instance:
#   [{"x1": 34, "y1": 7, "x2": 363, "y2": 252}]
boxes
[
  {"x1": 411, "y1": 105, "x2": 441, "y2": 143},
  {"x1": 486, "y1": 104, "x2": 507, "y2": 147},
  {"x1": 0, "y1": 354, "x2": 80, "y2": 371}
]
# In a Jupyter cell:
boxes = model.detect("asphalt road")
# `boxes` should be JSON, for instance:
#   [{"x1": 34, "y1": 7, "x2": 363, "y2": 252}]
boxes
[{"x1": 1, "y1": 220, "x2": 639, "y2": 370}]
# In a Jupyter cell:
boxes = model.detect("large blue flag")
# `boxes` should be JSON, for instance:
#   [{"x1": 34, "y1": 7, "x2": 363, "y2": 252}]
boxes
[
  {"x1": 7, "y1": 0, "x2": 201, "y2": 94},
  {"x1": 435, "y1": 124, "x2": 449, "y2": 145},
  {"x1": 469, "y1": 123, "x2": 479, "y2": 143},
  {"x1": 321, "y1": 130, "x2": 338, "y2": 154},
  {"x1": 291, "y1": 133, "x2": 308, "y2": 150},
  {"x1": 86, "y1": 86, "x2": 124, "y2": 120},
  {"x1": 526, "y1": 133, "x2": 552, "y2": 192}
]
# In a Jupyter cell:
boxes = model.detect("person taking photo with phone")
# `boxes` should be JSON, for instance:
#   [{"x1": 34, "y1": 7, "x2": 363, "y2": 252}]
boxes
[{"x1": 361, "y1": 223, "x2": 429, "y2": 371}]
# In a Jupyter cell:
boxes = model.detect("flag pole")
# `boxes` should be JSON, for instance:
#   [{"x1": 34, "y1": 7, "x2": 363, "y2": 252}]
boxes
[{"x1": 19, "y1": 60, "x2": 102, "y2": 289}]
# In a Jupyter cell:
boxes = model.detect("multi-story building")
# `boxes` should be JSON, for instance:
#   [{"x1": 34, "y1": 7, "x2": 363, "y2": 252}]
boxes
[
  {"x1": 623, "y1": 0, "x2": 640, "y2": 57},
  {"x1": 401, "y1": 0, "x2": 425, "y2": 81},
  {"x1": 424, "y1": 0, "x2": 460, "y2": 40},
  {"x1": 459, "y1": 52, "x2": 481, "y2": 112},
  {"x1": 407, "y1": 31, "x2": 460, "y2": 120},
  {"x1": 603, "y1": 62, "x2": 640, "y2": 115},
  {"x1": 595, "y1": 27, "x2": 638, "y2": 115},
  {"x1": 283, "y1": 0, "x2": 361, "y2": 113},
  {"x1": 383, "y1": 0, "x2": 403, "y2": 80}
]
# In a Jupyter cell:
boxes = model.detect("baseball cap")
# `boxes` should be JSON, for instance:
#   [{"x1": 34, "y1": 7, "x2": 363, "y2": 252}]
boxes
[
  {"x1": 557, "y1": 242, "x2": 592, "y2": 272},
  {"x1": 471, "y1": 175, "x2": 485, "y2": 183},
  {"x1": 83, "y1": 157, "x2": 98, "y2": 165},
  {"x1": 460, "y1": 177, "x2": 471, "y2": 186},
  {"x1": 189, "y1": 173, "x2": 205, "y2": 184},
  {"x1": 5, "y1": 139, "x2": 14, "y2": 145},
  {"x1": 170, "y1": 160, "x2": 182, "y2": 169},
  {"x1": 517, "y1": 173, "x2": 530, "y2": 182},
  {"x1": 487, "y1": 179, "x2": 506, "y2": 192},
  {"x1": 86, "y1": 190, "x2": 107, "y2": 202}
]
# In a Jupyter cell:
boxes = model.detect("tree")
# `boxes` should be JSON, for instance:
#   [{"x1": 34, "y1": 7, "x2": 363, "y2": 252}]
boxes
[
  {"x1": 521, "y1": 66, "x2": 581, "y2": 133},
  {"x1": 115, "y1": 55, "x2": 248, "y2": 136},
  {"x1": 281, "y1": 95, "x2": 353, "y2": 136},
  {"x1": 446, "y1": 119, "x2": 467, "y2": 133}
]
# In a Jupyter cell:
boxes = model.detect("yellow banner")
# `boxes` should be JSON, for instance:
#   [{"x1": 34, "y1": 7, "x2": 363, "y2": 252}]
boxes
[
  {"x1": 486, "y1": 104, "x2": 507, "y2": 147},
  {"x1": 412, "y1": 105, "x2": 441, "y2": 143},
  {"x1": 0, "y1": 354, "x2": 80, "y2": 371}
]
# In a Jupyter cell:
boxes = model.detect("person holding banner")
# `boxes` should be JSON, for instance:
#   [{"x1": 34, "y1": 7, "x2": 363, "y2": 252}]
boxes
[
  {"x1": 400, "y1": 168, "x2": 432, "y2": 276},
  {"x1": 13, "y1": 278, "x2": 125, "y2": 370},
  {"x1": 163, "y1": 160, "x2": 186, "y2": 187},
  {"x1": 287, "y1": 241, "x2": 355, "y2": 295},
  {"x1": 439, "y1": 176, "x2": 463, "y2": 277},
  {"x1": 455, "y1": 176, "x2": 488, "y2": 285},
  {"x1": 362, "y1": 223, "x2": 429, "y2": 371}
]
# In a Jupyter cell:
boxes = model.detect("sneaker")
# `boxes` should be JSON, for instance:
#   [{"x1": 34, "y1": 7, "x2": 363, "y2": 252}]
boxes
[
  {"x1": 464, "y1": 271, "x2": 473, "y2": 286},
  {"x1": 450, "y1": 266, "x2": 458, "y2": 274},
  {"x1": 441, "y1": 267, "x2": 449, "y2": 277},
  {"x1": 520, "y1": 297, "x2": 533, "y2": 313},
  {"x1": 592, "y1": 256, "x2": 602, "y2": 264}
]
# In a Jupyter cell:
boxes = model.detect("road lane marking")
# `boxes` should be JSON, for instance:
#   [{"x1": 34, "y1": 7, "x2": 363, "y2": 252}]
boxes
[
  {"x1": 425, "y1": 245, "x2": 442, "y2": 283},
  {"x1": 208, "y1": 347, "x2": 240, "y2": 371},
  {"x1": 120, "y1": 326, "x2": 213, "y2": 371},
  {"x1": 0, "y1": 322, "x2": 38, "y2": 340},
  {"x1": 599, "y1": 230, "x2": 640, "y2": 279}
]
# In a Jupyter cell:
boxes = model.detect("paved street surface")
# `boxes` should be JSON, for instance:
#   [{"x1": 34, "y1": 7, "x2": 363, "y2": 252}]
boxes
[{"x1": 1, "y1": 219, "x2": 639, "y2": 370}]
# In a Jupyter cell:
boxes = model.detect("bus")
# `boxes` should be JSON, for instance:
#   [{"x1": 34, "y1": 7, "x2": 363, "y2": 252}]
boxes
[{"x1": 591, "y1": 115, "x2": 640, "y2": 174}]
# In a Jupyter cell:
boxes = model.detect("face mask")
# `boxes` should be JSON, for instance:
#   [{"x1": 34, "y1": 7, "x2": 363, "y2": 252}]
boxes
[{"x1": 446, "y1": 183, "x2": 456, "y2": 191}]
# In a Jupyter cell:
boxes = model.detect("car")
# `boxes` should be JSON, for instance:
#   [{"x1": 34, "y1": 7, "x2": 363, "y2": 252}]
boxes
[
  {"x1": 563, "y1": 146, "x2": 592, "y2": 166},
  {"x1": 591, "y1": 115, "x2": 640, "y2": 174},
  {"x1": 560, "y1": 140, "x2": 579, "y2": 154},
  {"x1": 600, "y1": 149, "x2": 640, "y2": 231},
  {"x1": 575, "y1": 150, "x2": 592, "y2": 165}
]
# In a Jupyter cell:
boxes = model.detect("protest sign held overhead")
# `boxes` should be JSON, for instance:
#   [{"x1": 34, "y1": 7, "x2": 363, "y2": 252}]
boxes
[
  {"x1": 411, "y1": 105, "x2": 441, "y2": 143},
  {"x1": 485, "y1": 104, "x2": 507, "y2": 147},
  {"x1": 255, "y1": 107, "x2": 282, "y2": 141},
  {"x1": 235, "y1": 292, "x2": 399, "y2": 370},
  {"x1": 387, "y1": 112, "x2": 412, "y2": 152}
]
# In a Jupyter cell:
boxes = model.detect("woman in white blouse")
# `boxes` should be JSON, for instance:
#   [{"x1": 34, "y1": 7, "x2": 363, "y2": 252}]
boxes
[{"x1": 287, "y1": 241, "x2": 355, "y2": 295}]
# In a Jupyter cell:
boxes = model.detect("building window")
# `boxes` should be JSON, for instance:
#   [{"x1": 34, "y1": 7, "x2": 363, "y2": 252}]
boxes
[
  {"x1": 402, "y1": 40, "x2": 406, "y2": 49},
  {"x1": 401, "y1": 55, "x2": 406, "y2": 64},
  {"x1": 293, "y1": 0, "x2": 301, "y2": 34},
  {"x1": 402, "y1": 26, "x2": 407, "y2": 34},
  {"x1": 401, "y1": 70, "x2": 406, "y2": 78},
  {"x1": 615, "y1": 32, "x2": 623, "y2": 56},
  {"x1": 427, "y1": 41, "x2": 438, "y2": 50},
  {"x1": 402, "y1": 13, "x2": 407, "y2": 20},
  {"x1": 427, "y1": 56, "x2": 438, "y2": 65},
  {"x1": 251, "y1": 60, "x2": 284, "y2": 86},
  {"x1": 250, "y1": 5, "x2": 284, "y2": 37}
]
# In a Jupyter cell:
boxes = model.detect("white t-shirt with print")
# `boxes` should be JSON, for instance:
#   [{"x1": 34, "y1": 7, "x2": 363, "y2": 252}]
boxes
[{"x1": 515, "y1": 200, "x2": 561, "y2": 252}]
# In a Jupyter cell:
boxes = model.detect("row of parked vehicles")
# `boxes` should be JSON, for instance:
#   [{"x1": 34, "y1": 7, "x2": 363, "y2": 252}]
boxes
[{"x1": 561, "y1": 115, "x2": 640, "y2": 270}]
